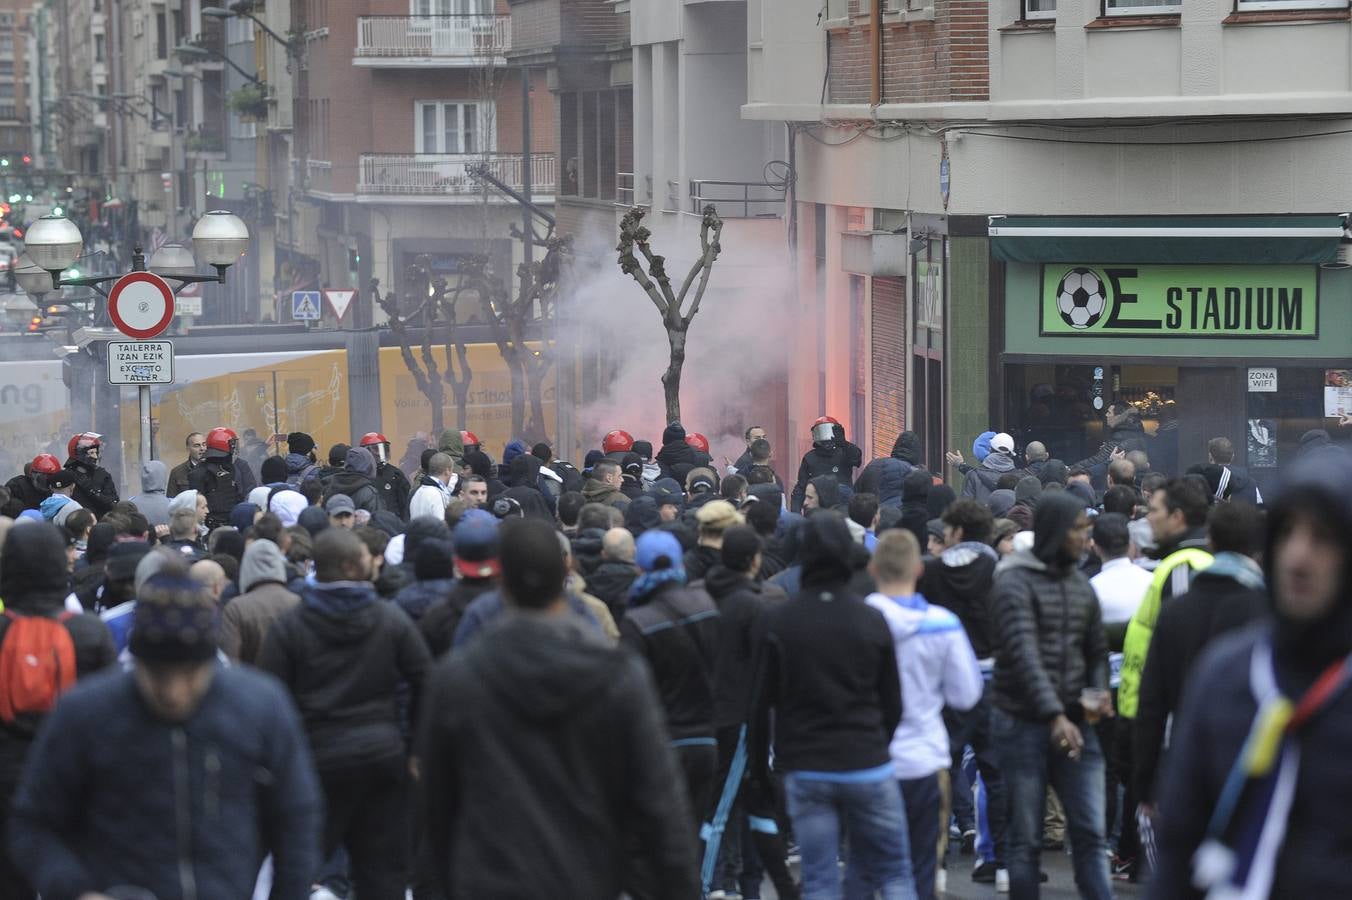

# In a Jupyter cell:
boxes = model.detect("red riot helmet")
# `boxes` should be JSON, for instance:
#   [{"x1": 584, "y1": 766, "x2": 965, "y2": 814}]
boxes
[
  {"x1": 685, "y1": 432, "x2": 710, "y2": 454},
  {"x1": 31, "y1": 453, "x2": 62, "y2": 475},
  {"x1": 810, "y1": 416, "x2": 840, "y2": 444},
  {"x1": 67, "y1": 432, "x2": 103, "y2": 460},
  {"x1": 360, "y1": 432, "x2": 390, "y2": 464},
  {"x1": 205, "y1": 426, "x2": 239, "y2": 455},
  {"x1": 460, "y1": 430, "x2": 481, "y2": 452},
  {"x1": 603, "y1": 430, "x2": 635, "y2": 455}
]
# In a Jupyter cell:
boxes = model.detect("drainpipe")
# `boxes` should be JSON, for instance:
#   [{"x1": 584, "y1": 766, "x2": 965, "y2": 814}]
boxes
[{"x1": 870, "y1": 0, "x2": 883, "y2": 106}]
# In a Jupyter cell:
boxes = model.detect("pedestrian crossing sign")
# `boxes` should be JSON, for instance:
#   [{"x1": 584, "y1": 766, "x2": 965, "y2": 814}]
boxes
[{"x1": 292, "y1": 290, "x2": 322, "y2": 321}]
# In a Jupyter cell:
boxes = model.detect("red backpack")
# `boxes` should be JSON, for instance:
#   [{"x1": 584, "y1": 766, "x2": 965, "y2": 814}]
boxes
[{"x1": 0, "y1": 609, "x2": 77, "y2": 724}]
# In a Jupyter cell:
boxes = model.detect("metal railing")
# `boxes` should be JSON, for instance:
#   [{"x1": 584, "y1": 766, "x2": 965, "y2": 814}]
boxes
[
  {"x1": 616, "y1": 172, "x2": 634, "y2": 206},
  {"x1": 689, "y1": 179, "x2": 785, "y2": 218},
  {"x1": 358, "y1": 153, "x2": 556, "y2": 196},
  {"x1": 355, "y1": 15, "x2": 511, "y2": 58}
]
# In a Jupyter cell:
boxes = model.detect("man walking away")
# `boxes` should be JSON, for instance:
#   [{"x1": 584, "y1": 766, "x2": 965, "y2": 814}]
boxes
[
  {"x1": 991, "y1": 492, "x2": 1113, "y2": 899},
  {"x1": 9, "y1": 572, "x2": 322, "y2": 900},
  {"x1": 750, "y1": 512, "x2": 914, "y2": 900},
  {"x1": 219, "y1": 538, "x2": 301, "y2": 665},
  {"x1": 418, "y1": 518, "x2": 700, "y2": 900},
  {"x1": 621, "y1": 530, "x2": 721, "y2": 836},
  {"x1": 868, "y1": 530, "x2": 984, "y2": 899},
  {"x1": 948, "y1": 433, "x2": 1022, "y2": 506},
  {"x1": 258, "y1": 528, "x2": 431, "y2": 900},
  {"x1": 323, "y1": 446, "x2": 385, "y2": 515},
  {"x1": 128, "y1": 460, "x2": 172, "y2": 529},
  {"x1": 587, "y1": 527, "x2": 638, "y2": 624}
]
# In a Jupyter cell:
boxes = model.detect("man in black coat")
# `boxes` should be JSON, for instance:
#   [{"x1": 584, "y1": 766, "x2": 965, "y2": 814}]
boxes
[
  {"x1": 1133, "y1": 501, "x2": 1269, "y2": 807},
  {"x1": 323, "y1": 446, "x2": 385, "y2": 515},
  {"x1": 656, "y1": 422, "x2": 710, "y2": 485},
  {"x1": 855, "y1": 431, "x2": 922, "y2": 508},
  {"x1": 586, "y1": 527, "x2": 639, "y2": 623},
  {"x1": 790, "y1": 420, "x2": 862, "y2": 513},
  {"x1": 188, "y1": 428, "x2": 243, "y2": 530},
  {"x1": 63, "y1": 433, "x2": 118, "y2": 517},
  {"x1": 258, "y1": 528, "x2": 430, "y2": 900},
  {"x1": 418, "y1": 518, "x2": 699, "y2": 900}
]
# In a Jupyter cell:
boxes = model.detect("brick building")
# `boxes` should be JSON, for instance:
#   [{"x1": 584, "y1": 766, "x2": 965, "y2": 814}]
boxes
[{"x1": 290, "y1": 0, "x2": 556, "y2": 328}]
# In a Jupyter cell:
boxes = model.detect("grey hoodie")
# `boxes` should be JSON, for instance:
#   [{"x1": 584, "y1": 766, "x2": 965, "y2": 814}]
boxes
[
  {"x1": 128, "y1": 460, "x2": 172, "y2": 528},
  {"x1": 221, "y1": 539, "x2": 300, "y2": 664},
  {"x1": 240, "y1": 537, "x2": 289, "y2": 593}
]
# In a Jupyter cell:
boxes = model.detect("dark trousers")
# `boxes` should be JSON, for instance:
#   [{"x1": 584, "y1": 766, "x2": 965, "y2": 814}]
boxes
[
  {"x1": 319, "y1": 756, "x2": 410, "y2": 900},
  {"x1": 1115, "y1": 719, "x2": 1141, "y2": 864},
  {"x1": 900, "y1": 773, "x2": 942, "y2": 900},
  {"x1": 676, "y1": 739, "x2": 719, "y2": 837},
  {"x1": 945, "y1": 687, "x2": 1008, "y2": 866},
  {"x1": 0, "y1": 777, "x2": 34, "y2": 900}
]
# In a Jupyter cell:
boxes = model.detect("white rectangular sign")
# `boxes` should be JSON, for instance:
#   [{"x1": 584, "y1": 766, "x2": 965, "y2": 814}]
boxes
[
  {"x1": 1248, "y1": 367, "x2": 1278, "y2": 392},
  {"x1": 175, "y1": 295, "x2": 202, "y2": 317},
  {"x1": 108, "y1": 340, "x2": 174, "y2": 385}
]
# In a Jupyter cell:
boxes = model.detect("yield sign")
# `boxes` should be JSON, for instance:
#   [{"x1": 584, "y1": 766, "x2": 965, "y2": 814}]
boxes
[{"x1": 325, "y1": 289, "x2": 356, "y2": 321}]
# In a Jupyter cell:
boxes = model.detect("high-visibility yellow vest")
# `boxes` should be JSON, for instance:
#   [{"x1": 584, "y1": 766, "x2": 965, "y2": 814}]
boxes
[{"x1": 1117, "y1": 548, "x2": 1214, "y2": 719}]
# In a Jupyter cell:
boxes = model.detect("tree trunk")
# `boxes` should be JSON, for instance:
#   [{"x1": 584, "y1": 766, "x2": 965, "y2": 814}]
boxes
[
  {"x1": 449, "y1": 344, "x2": 473, "y2": 431},
  {"x1": 662, "y1": 324, "x2": 686, "y2": 424},
  {"x1": 524, "y1": 356, "x2": 553, "y2": 445},
  {"x1": 429, "y1": 383, "x2": 445, "y2": 436},
  {"x1": 505, "y1": 352, "x2": 527, "y2": 438}
]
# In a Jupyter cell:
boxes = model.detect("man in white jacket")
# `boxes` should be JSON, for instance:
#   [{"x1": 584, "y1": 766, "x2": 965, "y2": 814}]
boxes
[
  {"x1": 408, "y1": 451, "x2": 458, "y2": 521},
  {"x1": 866, "y1": 529, "x2": 984, "y2": 900}
]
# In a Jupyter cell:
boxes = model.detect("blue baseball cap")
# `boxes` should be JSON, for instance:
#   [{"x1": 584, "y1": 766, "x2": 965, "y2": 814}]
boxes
[
  {"x1": 635, "y1": 530, "x2": 684, "y2": 574},
  {"x1": 453, "y1": 511, "x2": 500, "y2": 578}
]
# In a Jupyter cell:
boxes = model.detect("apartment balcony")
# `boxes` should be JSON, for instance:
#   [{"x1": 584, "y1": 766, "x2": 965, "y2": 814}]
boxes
[
  {"x1": 689, "y1": 179, "x2": 784, "y2": 219},
  {"x1": 354, "y1": 16, "x2": 510, "y2": 67},
  {"x1": 357, "y1": 153, "x2": 555, "y2": 203}
]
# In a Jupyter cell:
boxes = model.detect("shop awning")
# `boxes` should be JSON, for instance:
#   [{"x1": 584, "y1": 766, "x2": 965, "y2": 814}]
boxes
[{"x1": 988, "y1": 215, "x2": 1347, "y2": 265}]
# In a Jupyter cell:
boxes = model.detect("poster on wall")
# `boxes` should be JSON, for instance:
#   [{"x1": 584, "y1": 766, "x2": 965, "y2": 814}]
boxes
[
  {"x1": 1324, "y1": 370, "x2": 1352, "y2": 419},
  {"x1": 1248, "y1": 418, "x2": 1277, "y2": 468}
]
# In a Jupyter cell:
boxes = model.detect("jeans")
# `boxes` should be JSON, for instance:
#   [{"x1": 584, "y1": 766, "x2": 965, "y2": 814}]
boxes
[
  {"x1": 992, "y1": 708, "x2": 1112, "y2": 900},
  {"x1": 899, "y1": 774, "x2": 942, "y2": 900},
  {"x1": 945, "y1": 687, "x2": 1008, "y2": 866},
  {"x1": 785, "y1": 771, "x2": 917, "y2": 900}
]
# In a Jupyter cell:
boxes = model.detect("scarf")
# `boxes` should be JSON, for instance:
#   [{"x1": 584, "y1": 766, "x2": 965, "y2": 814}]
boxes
[
  {"x1": 1192, "y1": 640, "x2": 1352, "y2": 898},
  {"x1": 628, "y1": 568, "x2": 686, "y2": 606}
]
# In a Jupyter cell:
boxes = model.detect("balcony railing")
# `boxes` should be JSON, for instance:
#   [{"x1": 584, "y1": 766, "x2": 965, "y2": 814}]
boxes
[
  {"x1": 690, "y1": 179, "x2": 785, "y2": 218},
  {"x1": 358, "y1": 153, "x2": 556, "y2": 197},
  {"x1": 616, "y1": 172, "x2": 635, "y2": 206},
  {"x1": 355, "y1": 15, "x2": 511, "y2": 59}
]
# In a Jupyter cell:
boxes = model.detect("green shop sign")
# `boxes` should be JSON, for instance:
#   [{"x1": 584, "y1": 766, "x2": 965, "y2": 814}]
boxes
[{"x1": 1039, "y1": 264, "x2": 1318, "y2": 338}]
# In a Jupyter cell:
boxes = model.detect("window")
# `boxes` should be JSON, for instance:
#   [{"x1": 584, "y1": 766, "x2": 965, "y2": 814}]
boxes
[
  {"x1": 0, "y1": 36, "x2": 12, "y2": 54},
  {"x1": 1105, "y1": 0, "x2": 1179, "y2": 15},
  {"x1": 1237, "y1": 0, "x2": 1345, "y2": 10},
  {"x1": 227, "y1": 15, "x2": 253, "y2": 44},
  {"x1": 1022, "y1": 0, "x2": 1055, "y2": 17},
  {"x1": 0, "y1": 85, "x2": 15, "y2": 100},
  {"x1": 231, "y1": 113, "x2": 257, "y2": 139},
  {"x1": 94, "y1": 34, "x2": 105, "y2": 61},
  {"x1": 156, "y1": 12, "x2": 168, "y2": 59},
  {"x1": 414, "y1": 101, "x2": 491, "y2": 154}
]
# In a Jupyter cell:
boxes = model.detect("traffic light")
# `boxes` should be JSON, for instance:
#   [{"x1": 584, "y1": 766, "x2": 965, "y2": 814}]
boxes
[
  {"x1": 21, "y1": 154, "x2": 31, "y2": 166},
  {"x1": 27, "y1": 315, "x2": 40, "y2": 332}
]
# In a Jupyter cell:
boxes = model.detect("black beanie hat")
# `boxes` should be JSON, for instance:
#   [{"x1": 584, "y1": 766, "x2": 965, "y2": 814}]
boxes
[
  {"x1": 287, "y1": 432, "x2": 316, "y2": 455},
  {"x1": 632, "y1": 440, "x2": 653, "y2": 461},
  {"x1": 662, "y1": 422, "x2": 686, "y2": 446},
  {"x1": 328, "y1": 443, "x2": 349, "y2": 466},
  {"x1": 129, "y1": 573, "x2": 219, "y2": 663},
  {"x1": 531, "y1": 442, "x2": 553, "y2": 463},
  {"x1": 415, "y1": 539, "x2": 455, "y2": 581},
  {"x1": 260, "y1": 455, "x2": 289, "y2": 484},
  {"x1": 721, "y1": 525, "x2": 762, "y2": 573}
]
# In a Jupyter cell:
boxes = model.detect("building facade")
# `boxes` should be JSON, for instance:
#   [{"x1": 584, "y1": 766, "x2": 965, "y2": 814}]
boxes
[{"x1": 744, "y1": 0, "x2": 1352, "y2": 482}]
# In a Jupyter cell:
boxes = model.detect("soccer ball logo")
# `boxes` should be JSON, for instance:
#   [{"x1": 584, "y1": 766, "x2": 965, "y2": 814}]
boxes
[{"x1": 1056, "y1": 268, "x2": 1107, "y2": 330}]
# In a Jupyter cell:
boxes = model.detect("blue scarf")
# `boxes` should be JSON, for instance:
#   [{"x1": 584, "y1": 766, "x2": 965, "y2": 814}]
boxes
[{"x1": 629, "y1": 568, "x2": 686, "y2": 606}]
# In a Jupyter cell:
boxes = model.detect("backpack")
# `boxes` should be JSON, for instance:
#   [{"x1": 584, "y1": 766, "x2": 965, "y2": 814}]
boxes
[{"x1": 0, "y1": 609, "x2": 77, "y2": 724}]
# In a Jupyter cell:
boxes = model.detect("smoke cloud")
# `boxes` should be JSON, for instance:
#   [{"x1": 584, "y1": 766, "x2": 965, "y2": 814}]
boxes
[{"x1": 562, "y1": 213, "x2": 794, "y2": 463}]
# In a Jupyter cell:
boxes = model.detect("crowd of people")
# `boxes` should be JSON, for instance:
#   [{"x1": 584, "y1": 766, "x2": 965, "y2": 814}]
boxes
[{"x1": 0, "y1": 409, "x2": 1347, "y2": 900}]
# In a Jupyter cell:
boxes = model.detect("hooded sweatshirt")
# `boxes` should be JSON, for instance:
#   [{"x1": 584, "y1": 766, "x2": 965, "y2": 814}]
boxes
[
  {"x1": 866, "y1": 590, "x2": 983, "y2": 779},
  {"x1": 918, "y1": 541, "x2": 1000, "y2": 659},
  {"x1": 323, "y1": 447, "x2": 384, "y2": 514},
  {"x1": 854, "y1": 431, "x2": 922, "y2": 508},
  {"x1": 990, "y1": 492, "x2": 1108, "y2": 723},
  {"x1": 257, "y1": 577, "x2": 431, "y2": 770},
  {"x1": 438, "y1": 429, "x2": 465, "y2": 468},
  {"x1": 418, "y1": 613, "x2": 701, "y2": 900},
  {"x1": 219, "y1": 539, "x2": 300, "y2": 665},
  {"x1": 1152, "y1": 451, "x2": 1352, "y2": 899},
  {"x1": 128, "y1": 461, "x2": 172, "y2": 528},
  {"x1": 960, "y1": 450, "x2": 1020, "y2": 504}
]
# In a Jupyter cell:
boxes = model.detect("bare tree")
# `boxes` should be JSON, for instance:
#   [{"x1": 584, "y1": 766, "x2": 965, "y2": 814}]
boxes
[
  {"x1": 616, "y1": 205, "x2": 724, "y2": 424},
  {"x1": 372, "y1": 257, "x2": 476, "y2": 435}
]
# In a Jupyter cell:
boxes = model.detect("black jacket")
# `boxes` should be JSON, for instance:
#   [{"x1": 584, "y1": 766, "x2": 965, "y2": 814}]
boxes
[
  {"x1": 4, "y1": 472, "x2": 50, "y2": 513},
  {"x1": 323, "y1": 471, "x2": 384, "y2": 515},
  {"x1": 700, "y1": 565, "x2": 787, "y2": 728},
  {"x1": 1151, "y1": 624, "x2": 1352, "y2": 899},
  {"x1": 570, "y1": 528, "x2": 607, "y2": 577},
  {"x1": 918, "y1": 542, "x2": 999, "y2": 658},
  {"x1": 619, "y1": 581, "x2": 719, "y2": 741},
  {"x1": 8, "y1": 665, "x2": 323, "y2": 900},
  {"x1": 419, "y1": 579, "x2": 498, "y2": 658},
  {"x1": 257, "y1": 579, "x2": 431, "y2": 770},
  {"x1": 375, "y1": 461, "x2": 412, "y2": 519},
  {"x1": 1133, "y1": 558, "x2": 1269, "y2": 801},
  {"x1": 990, "y1": 493, "x2": 1109, "y2": 722},
  {"x1": 854, "y1": 432, "x2": 922, "y2": 508},
  {"x1": 656, "y1": 441, "x2": 711, "y2": 485},
  {"x1": 750, "y1": 577, "x2": 900, "y2": 774},
  {"x1": 790, "y1": 441, "x2": 861, "y2": 512},
  {"x1": 585, "y1": 560, "x2": 638, "y2": 623},
  {"x1": 63, "y1": 458, "x2": 117, "y2": 517},
  {"x1": 683, "y1": 544, "x2": 721, "y2": 584},
  {"x1": 418, "y1": 613, "x2": 700, "y2": 900},
  {"x1": 187, "y1": 452, "x2": 241, "y2": 529}
]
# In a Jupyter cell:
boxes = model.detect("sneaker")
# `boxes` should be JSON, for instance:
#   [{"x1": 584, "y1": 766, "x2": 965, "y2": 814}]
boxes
[
  {"x1": 309, "y1": 889, "x2": 341, "y2": 900},
  {"x1": 960, "y1": 829, "x2": 977, "y2": 855},
  {"x1": 1112, "y1": 855, "x2": 1138, "y2": 882},
  {"x1": 936, "y1": 868, "x2": 947, "y2": 894},
  {"x1": 786, "y1": 842, "x2": 801, "y2": 866},
  {"x1": 995, "y1": 869, "x2": 1010, "y2": 893},
  {"x1": 972, "y1": 860, "x2": 999, "y2": 883}
]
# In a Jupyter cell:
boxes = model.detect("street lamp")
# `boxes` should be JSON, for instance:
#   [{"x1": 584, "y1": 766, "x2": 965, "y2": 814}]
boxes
[
  {"x1": 192, "y1": 210, "x2": 251, "y2": 277},
  {"x1": 12, "y1": 253, "x2": 52, "y2": 300},
  {"x1": 201, "y1": 6, "x2": 301, "y2": 58},
  {"x1": 24, "y1": 215, "x2": 83, "y2": 282},
  {"x1": 148, "y1": 243, "x2": 197, "y2": 277},
  {"x1": 174, "y1": 43, "x2": 264, "y2": 86}
]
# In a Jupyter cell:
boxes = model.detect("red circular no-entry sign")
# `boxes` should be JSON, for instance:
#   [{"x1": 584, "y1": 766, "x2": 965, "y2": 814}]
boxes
[{"x1": 108, "y1": 271, "x2": 176, "y2": 339}]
